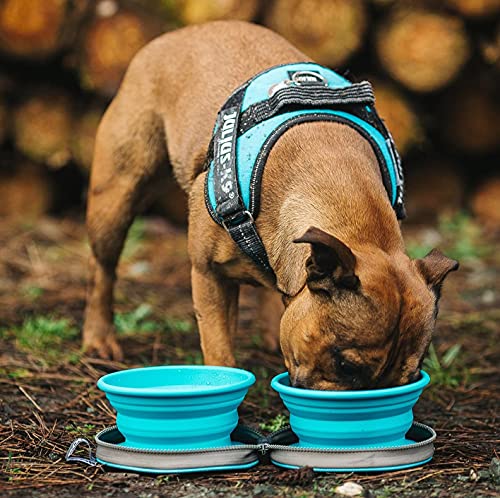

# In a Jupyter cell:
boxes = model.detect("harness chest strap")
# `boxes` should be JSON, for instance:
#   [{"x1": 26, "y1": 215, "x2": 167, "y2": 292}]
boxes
[{"x1": 204, "y1": 63, "x2": 406, "y2": 275}]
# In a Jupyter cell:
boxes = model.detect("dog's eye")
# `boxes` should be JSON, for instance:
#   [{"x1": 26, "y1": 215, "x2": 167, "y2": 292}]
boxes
[{"x1": 337, "y1": 358, "x2": 359, "y2": 376}]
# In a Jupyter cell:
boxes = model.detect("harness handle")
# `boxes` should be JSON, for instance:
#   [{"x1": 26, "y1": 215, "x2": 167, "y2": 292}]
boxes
[{"x1": 239, "y1": 81, "x2": 375, "y2": 135}]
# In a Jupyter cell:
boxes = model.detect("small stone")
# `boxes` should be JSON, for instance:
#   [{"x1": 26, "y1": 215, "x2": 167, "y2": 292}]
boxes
[
  {"x1": 128, "y1": 261, "x2": 151, "y2": 276},
  {"x1": 481, "y1": 289, "x2": 495, "y2": 304},
  {"x1": 490, "y1": 457, "x2": 500, "y2": 483},
  {"x1": 420, "y1": 228, "x2": 443, "y2": 247},
  {"x1": 335, "y1": 482, "x2": 364, "y2": 496},
  {"x1": 469, "y1": 468, "x2": 479, "y2": 482},
  {"x1": 96, "y1": 0, "x2": 119, "y2": 18}
]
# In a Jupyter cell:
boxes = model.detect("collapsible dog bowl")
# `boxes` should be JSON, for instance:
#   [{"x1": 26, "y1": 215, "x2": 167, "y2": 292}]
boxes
[
  {"x1": 97, "y1": 365, "x2": 255, "y2": 450},
  {"x1": 271, "y1": 370, "x2": 430, "y2": 449}
]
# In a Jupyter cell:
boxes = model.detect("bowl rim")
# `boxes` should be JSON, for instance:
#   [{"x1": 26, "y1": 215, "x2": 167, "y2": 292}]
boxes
[
  {"x1": 271, "y1": 370, "x2": 430, "y2": 399},
  {"x1": 97, "y1": 365, "x2": 256, "y2": 397}
]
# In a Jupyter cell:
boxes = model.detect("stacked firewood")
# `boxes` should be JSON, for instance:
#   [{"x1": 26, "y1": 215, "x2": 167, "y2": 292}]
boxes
[{"x1": 0, "y1": 0, "x2": 498, "y2": 225}]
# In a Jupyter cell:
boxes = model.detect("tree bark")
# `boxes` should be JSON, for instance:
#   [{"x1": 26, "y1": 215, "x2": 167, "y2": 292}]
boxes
[
  {"x1": 0, "y1": 96, "x2": 8, "y2": 146},
  {"x1": 404, "y1": 159, "x2": 464, "y2": 222},
  {"x1": 440, "y1": 82, "x2": 500, "y2": 153}
]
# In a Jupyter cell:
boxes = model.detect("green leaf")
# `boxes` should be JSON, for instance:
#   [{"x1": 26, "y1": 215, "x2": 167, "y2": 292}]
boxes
[{"x1": 442, "y1": 344, "x2": 461, "y2": 368}]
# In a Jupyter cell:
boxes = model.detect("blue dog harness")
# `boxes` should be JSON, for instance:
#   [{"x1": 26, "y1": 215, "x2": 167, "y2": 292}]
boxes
[{"x1": 204, "y1": 63, "x2": 405, "y2": 274}]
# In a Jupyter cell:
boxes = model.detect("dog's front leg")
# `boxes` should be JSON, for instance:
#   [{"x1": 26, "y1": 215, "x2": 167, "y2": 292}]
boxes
[{"x1": 192, "y1": 266, "x2": 239, "y2": 367}]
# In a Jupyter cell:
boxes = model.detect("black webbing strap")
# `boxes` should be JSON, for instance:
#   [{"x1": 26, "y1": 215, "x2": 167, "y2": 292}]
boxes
[
  {"x1": 239, "y1": 81, "x2": 375, "y2": 135},
  {"x1": 211, "y1": 87, "x2": 272, "y2": 272},
  {"x1": 225, "y1": 217, "x2": 272, "y2": 271},
  {"x1": 348, "y1": 104, "x2": 406, "y2": 219}
]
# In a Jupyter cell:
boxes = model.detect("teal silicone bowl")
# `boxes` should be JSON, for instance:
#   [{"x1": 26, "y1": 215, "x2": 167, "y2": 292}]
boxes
[
  {"x1": 97, "y1": 365, "x2": 255, "y2": 450},
  {"x1": 271, "y1": 370, "x2": 430, "y2": 448}
]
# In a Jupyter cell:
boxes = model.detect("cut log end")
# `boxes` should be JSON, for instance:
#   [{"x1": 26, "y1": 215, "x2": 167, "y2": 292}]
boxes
[
  {"x1": 13, "y1": 92, "x2": 74, "y2": 169},
  {"x1": 481, "y1": 23, "x2": 500, "y2": 69},
  {"x1": 371, "y1": 80, "x2": 422, "y2": 154},
  {"x1": 265, "y1": 0, "x2": 367, "y2": 66},
  {"x1": 0, "y1": 161, "x2": 52, "y2": 220},
  {"x1": 471, "y1": 178, "x2": 500, "y2": 229},
  {"x1": 174, "y1": 0, "x2": 260, "y2": 24},
  {"x1": 376, "y1": 8, "x2": 470, "y2": 92},
  {"x1": 71, "y1": 105, "x2": 105, "y2": 172},
  {"x1": 444, "y1": 0, "x2": 500, "y2": 18},
  {"x1": 79, "y1": 8, "x2": 159, "y2": 96},
  {"x1": 0, "y1": 0, "x2": 90, "y2": 59}
]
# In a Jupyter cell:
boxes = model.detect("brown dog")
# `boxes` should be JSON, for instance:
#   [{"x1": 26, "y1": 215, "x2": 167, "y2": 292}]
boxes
[{"x1": 83, "y1": 21, "x2": 458, "y2": 390}]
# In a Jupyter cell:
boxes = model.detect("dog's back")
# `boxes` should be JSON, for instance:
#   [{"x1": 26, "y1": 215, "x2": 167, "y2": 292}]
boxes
[{"x1": 117, "y1": 21, "x2": 309, "y2": 190}]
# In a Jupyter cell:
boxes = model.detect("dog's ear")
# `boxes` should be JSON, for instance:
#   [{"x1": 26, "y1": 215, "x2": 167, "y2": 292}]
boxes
[
  {"x1": 415, "y1": 249, "x2": 459, "y2": 295},
  {"x1": 294, "y1": 227, "x2": 359, "y2": 293}
]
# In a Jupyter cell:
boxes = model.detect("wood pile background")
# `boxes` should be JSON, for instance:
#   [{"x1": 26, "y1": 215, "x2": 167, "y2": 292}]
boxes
[{"x1": 0, "y1": 0, "x2": 498, "y2": 226}]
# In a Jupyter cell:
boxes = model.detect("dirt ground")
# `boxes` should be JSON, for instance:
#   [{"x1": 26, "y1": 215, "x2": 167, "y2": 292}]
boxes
[{"x1": 0, "y1": 214, "x2": 498, "y2": 497}]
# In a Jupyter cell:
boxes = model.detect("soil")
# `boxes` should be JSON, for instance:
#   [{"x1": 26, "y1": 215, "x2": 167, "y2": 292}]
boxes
[{"x1": 0, "y1": 216, "x2": 498, "y2": 497}]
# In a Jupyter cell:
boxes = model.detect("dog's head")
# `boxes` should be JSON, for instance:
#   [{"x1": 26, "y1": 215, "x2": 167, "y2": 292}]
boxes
[{"x1": 280, "y1": 227, "x2": 458, "y2": 390}]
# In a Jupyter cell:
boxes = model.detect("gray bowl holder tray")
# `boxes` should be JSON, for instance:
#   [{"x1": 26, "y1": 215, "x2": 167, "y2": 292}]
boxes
[{"x1": 66, "y1": 422, "x2": 436, "y2": 474}]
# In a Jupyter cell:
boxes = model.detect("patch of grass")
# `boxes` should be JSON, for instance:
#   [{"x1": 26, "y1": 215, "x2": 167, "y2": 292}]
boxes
[
  {"x1": 406, "y1": 212, "x2": 492, "y2": 262},
  {"x1": 115, "y1": 304, "x2": 157, "y2": 334},
  {"x1": 115, "y1": 304, "x2": 193, "y2": 336},
  {"x1": 122, "y1": 218, "x2": 146, "y2": 259},
  {"x1": 22, "y1": 285, "x2": 44, "y2": 300},
  {"x1": 164, "y1": 317, "x2": 192, "y2": 333},
  {"x1": 438, "y1": 212, "x2": 491, "y2": 261},
  {"x1": 65, "y1": 423, "x2": 96, "y2": 437},
  {"x1": 406, "y1": 243, "x2": 434, "y2": 260},
  {"x1": 9, "y1": 316, "x2": 78, "y2": 364},
  {"x1": 259, "y1": 413, "x2": 288, "y2": 433},
  {"x1": 4, "y1": 368, "x2": 31, "y2": 379},
  {"x1": 179, "y1": 350, "x2": 203, "y2": 365},
  {"x1": 424, "y1": 343, "x2": 469, "y2": 388},
  {"x1": 374, "y1": 487, "x2": 397, "y2": 497}
]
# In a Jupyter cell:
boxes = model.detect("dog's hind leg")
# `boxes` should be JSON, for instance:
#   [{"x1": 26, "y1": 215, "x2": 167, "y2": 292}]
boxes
[
  {"x1": 257, "y1": 287, "x2": 284, "y2": 352},
  {"x1": 83, "y1": 68, "x2": 167, "y2": 359}
]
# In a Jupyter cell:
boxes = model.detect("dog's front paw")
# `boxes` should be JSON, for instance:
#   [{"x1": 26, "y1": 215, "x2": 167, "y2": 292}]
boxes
[{"x1": 82, "y1": 330, "x2": 123, "y2": 361}]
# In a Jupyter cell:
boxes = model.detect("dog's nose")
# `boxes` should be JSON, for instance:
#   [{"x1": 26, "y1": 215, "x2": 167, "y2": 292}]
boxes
[
  {"x1": 290, "y1": 370, "x2": 308, "y2": 389},
  {"x1": 408, "y1": 370, "x2": 421, "y2": 384},
  {"x1": 292, "y1": 378, "x2": 306, "y2": 388}
]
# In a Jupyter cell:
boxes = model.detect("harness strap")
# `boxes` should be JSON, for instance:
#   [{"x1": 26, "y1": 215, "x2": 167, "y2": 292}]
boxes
[
  {"x1": 226, "y1": 216, "x2": 272, "y2": 271},
  {"x1": 239, "y1": 81, "x2": 375, "y2": 135},
  {"x1": 210, "y1": 88, "x2": 272, "y2": 272}
]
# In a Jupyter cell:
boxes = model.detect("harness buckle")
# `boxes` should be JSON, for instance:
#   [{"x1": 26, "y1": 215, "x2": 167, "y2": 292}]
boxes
[
  {"x1": 221, "y1": 210, "x2": 254, "y2": 231},
  {"x1": 291, "y1": 70, "x2": 328, "y2": 86}
]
